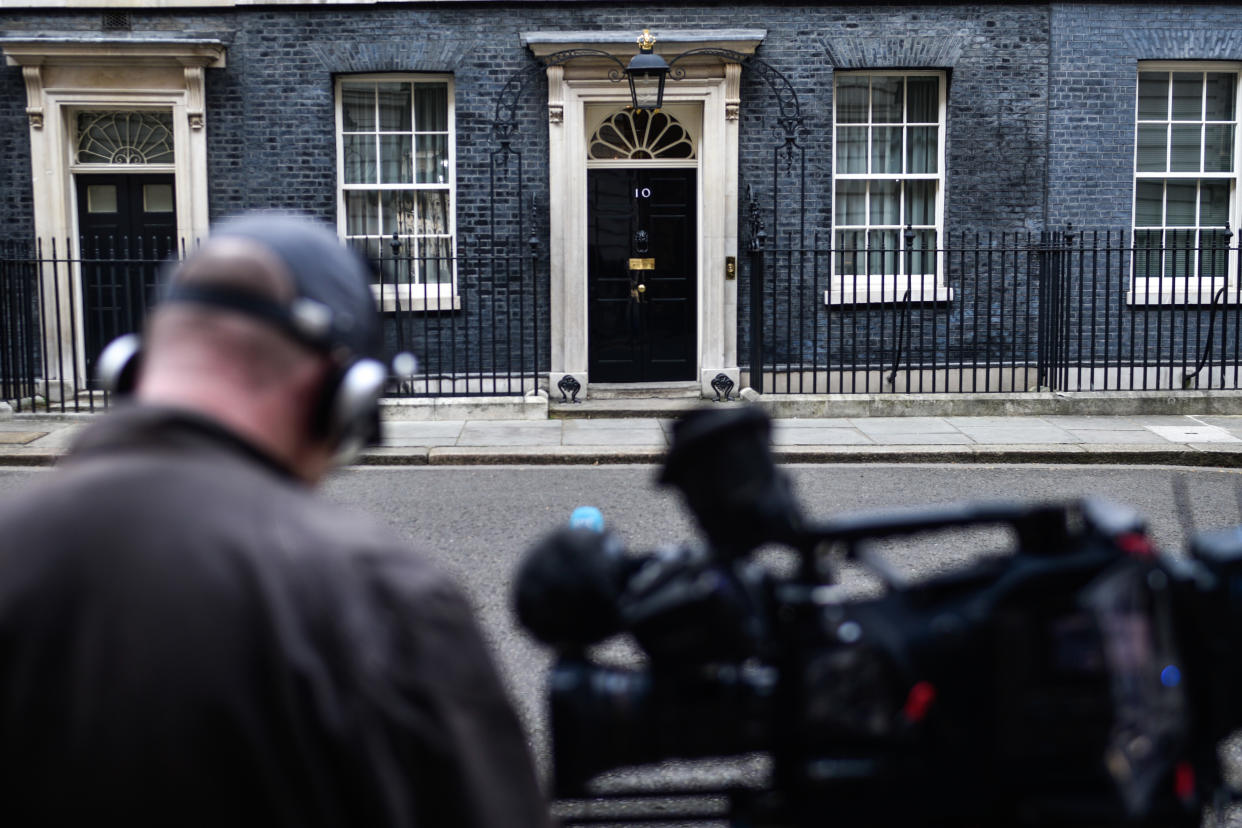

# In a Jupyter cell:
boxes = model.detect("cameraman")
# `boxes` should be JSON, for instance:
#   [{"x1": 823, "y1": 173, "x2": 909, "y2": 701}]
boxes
[{"x1": 0, "y1": 214, "x2": 548, "y2": 828}]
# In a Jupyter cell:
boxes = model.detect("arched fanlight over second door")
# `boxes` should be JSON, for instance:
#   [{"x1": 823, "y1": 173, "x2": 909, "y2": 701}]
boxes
[{"x1": 76, "y1": 110, "x2": 175, "y2": 164}]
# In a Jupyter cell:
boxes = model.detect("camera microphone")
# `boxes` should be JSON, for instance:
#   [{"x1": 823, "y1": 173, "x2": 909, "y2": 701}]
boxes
[{"x1": 513, "y1": 527, "x2": 631, "y2": 650}]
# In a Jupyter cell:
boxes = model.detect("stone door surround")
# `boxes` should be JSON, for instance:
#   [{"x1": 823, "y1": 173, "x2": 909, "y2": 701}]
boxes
[
  {"x1": 522, "y1": 29, "x2": 764, "y2": 401},
  {"x1": 3, "y1": 37, "x2": 225, "y2": 390}
]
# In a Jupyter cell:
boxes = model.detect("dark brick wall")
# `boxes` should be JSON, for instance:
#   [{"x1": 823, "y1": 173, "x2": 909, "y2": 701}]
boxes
[
  {"x1": 1048, "y1": 3, "x2": 1242, "y2": 229},
  {"x1": 728, "y1": 3, "x2": 1050, "y2": 371},
  {"x1": 0, "y1": 69, "x2": 33, "y2": 238},
  {"x1": 0, "y1": 3, "x2": 1055, "y2": 379},
  {"x1": 3, "y1": 3, "x2": 1237, "y2": 381},
  {"x1": 0, "y1": 4, "x2": 1050, "y2": 239},
  {"x1": 1042, "y1": 3, "x2": 1242, "y2": 381}
]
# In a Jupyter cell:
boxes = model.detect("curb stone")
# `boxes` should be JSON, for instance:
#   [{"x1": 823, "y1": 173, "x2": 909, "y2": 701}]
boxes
[
  {"x1": 0, "y1": 451, "x2": 60, "y2": 467},
  {"x1": 426, "y1": 446, "x2": 668, "y2": 465},
  {"x1": 356, "y1": 448, "x2": 431, "y2": 466},
  {"x1": 2, "y1": 448, "x2": 1240, "y2": 467}
]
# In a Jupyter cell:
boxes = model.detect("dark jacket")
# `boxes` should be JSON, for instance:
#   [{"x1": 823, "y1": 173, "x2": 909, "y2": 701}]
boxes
[{"x1": 0, "y1": 405, "x2": 548, "y2": 828}]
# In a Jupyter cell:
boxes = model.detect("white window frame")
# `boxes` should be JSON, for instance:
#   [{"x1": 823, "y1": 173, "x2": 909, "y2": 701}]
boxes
[
  {"x1": 1130, "y1": 61, "x2": 1242, "y2": 305},
  {"x1": 828, "y1": 69, "x2": 950, "y2": 306},
  {"x1": 334, "y1": 73, "x2": 459, "y2": 312}
]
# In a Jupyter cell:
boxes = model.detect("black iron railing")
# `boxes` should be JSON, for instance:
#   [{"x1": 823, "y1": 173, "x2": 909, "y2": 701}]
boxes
[
  {"x1": 0, "y1": 235, "x2": 174, "y2": 413},
  {"x1": 364, "y1": 234, "x2": 545, "y2": 398},
  {"x1": 746, "y1": 228, "x2": 1242, "y2": 394},
  {"x1": 5, "y1": 230, "x2": 1242, "y2": 410},
  {"x1": 0, "y1": 236, "x2": 546, "y2": 412}
]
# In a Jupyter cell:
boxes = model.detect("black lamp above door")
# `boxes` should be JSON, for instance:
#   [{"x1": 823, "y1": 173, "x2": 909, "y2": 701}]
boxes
[{"x1": 626, "y1": 29, "x2": 670, "y2": 111}]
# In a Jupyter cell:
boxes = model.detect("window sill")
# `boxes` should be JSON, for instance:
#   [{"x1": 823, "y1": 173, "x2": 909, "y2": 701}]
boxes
[
  {"x1": 373, "y1": 291, "x2": 462, "y2": 313},
  {"x1": 825, "y1": 284, "x2": 954, "y2": 306},
  {"x1": 1126, "y1": 286, "x2": 1237, "y2": 306}
]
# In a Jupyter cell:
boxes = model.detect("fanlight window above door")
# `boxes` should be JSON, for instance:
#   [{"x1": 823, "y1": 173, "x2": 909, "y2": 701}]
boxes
[
  {"x1": 588, "y1": 110, "x2": 695, "y2": 160},
  {"x1": 76, "y1": 111, "x2": 175, "y2": 164}
]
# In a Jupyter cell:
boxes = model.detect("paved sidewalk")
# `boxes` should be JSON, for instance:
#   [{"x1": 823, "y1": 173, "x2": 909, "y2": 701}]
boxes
[{"x1": 5, "y1": 410, "x2": 1242, "y2": 466}]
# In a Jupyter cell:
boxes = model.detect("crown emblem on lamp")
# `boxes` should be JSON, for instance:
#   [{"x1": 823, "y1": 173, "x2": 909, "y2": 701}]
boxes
[{"x1": 626, "y1": 29, "x2": 670, "y2": 112}]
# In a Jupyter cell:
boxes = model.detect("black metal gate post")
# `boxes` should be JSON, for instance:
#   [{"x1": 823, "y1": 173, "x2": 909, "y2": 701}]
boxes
[
  {"x1": 1057, "y1": 225, "x2": 1076, "y2": 390},
  {"x1": 530, "y1": 230, "x2": 542, "y2": 383},
  {"x1": 1036, "y1": 230, "x2": 1056, "y2": 391},
  {"x1": 1035, "y1": 231, "x2": 1051, "y2": 390},
  {"x1": 1035, "y1": 226, "x2": 1074, "y2": 391},
  {"x1": 747, "y1": 189, "x2": 766, "y2": 394}
]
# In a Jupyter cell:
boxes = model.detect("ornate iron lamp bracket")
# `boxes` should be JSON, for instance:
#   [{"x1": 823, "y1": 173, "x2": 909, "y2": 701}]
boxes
[
  {"x1": 492, "y1": 49, "x2": 629, "y2": 146},
  {"x1": 666, "y1": 48, "x2": 806, "y2": 144}
]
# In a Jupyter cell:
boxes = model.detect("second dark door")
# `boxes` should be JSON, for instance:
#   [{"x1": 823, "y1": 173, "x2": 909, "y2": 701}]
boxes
[
  {"x1": 588, "y1": 168, "x2": 697, "y2": 382},
  {"x1": 75, "y1": 174, "x2": 178, "y2": 381}
]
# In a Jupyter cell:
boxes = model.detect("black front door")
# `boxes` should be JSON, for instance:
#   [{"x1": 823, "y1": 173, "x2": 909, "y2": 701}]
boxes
[
  {"x1": 75, "y1": 174, "x2": 177, "y2": 380},
  {"x1": 588, "y1": 168, "x2": 697, "y2": 382}
]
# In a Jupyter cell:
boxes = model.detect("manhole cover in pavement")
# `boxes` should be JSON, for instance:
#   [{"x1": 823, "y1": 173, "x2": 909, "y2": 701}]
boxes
[{"x1": 1145, "y1": 425, "x2": 1242, "y2": 443}]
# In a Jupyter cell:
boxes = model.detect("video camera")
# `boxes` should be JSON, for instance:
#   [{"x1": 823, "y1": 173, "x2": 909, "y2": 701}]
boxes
[{"x1": 515, "y1": 407, "x2": 1242, "y2": 827}]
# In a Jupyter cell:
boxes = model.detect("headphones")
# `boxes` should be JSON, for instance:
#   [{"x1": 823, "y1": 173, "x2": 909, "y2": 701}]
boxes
[{"x1": 96, "y1": 284, "x2": 392, "y2": 463}]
